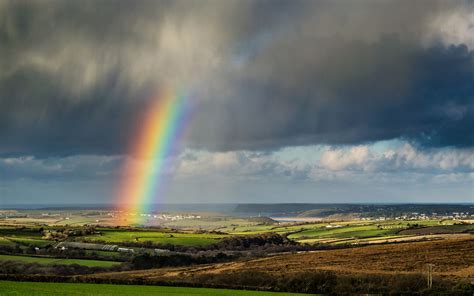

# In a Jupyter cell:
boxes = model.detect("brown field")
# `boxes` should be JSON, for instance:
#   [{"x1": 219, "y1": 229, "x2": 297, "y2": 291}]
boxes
[{"x1": 83, "y1": 236, "x2": 474, "y2": 284}]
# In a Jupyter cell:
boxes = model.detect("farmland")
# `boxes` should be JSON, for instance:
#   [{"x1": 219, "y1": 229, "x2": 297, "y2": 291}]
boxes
[
  {"x1": 0, "y1": 281, "x2": 309, "y2": 296},
  {"x1": 220, "y1": 218, "x2": 473, "y2": 245},
  {"x1": 81, "y1": 229, "x2": 226, "y2": 246},
  {"x1": 0, "y1": 215, "x2": 472, "y2": 251}
]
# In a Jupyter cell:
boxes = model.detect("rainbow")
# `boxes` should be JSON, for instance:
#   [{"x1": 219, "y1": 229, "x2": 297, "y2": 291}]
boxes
[{"x1": 117, "y1": 88, "x2": 191, "y2": 223}]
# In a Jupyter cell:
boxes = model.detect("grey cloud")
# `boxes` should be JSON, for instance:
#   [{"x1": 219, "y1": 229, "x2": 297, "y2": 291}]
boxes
[
  {"x1": 190, "y1": 37, "x2": 474, "y2": 150},
  {"x1": 175, "y1": 150, "x2": 311, "y2": 181},
  {"x1": 0, "y1": 0, "x2": 473, "y2": 156}
]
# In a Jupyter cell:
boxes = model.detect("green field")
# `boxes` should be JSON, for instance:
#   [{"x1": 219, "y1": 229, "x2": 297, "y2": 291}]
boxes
[
  {"x1": 0, "y1": 254, "x2": 120, "y2": 267},
  {"x1": 83, "y1": 230, "x2": 227, "y2": 246},
  {"x1": 222, "y1": 222, "x2": 330, "y2": 236},
  {"x1": 0, "y1": 237, "x2": 17, "y2": 247},
  {"x1": 286, "y1": 220, "x2": 469, "y2": 244},
  {"x1": 7, "y1": 237, "x2": 52, "y2": 247},
  {"x1": 0, "y1": 281, "x2": 310, "y2": 296},
  {"x1": 0, "y1": 226, "x2": 43, "y2": 238}
]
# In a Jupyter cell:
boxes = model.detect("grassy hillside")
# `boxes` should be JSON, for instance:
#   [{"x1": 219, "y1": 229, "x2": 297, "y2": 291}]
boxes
[{"x1": 0, "y1": 281, "x2": 310, "y2": 296}]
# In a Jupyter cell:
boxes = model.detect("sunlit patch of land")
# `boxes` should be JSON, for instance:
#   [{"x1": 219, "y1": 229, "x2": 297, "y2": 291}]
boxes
[{"x1": 82, "y1": 229, "x2": 226, "y2": 246}]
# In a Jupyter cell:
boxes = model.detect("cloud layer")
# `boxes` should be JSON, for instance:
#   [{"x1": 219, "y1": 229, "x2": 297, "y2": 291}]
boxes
[
  {"x1": 1, "y1": 142, "x2": 472, "y2": 203},
  {"x1": 0, "y1": 0, "x2": 473, "y2": 156},
  {"x1": 4, "y1": 142, "x2": 471, "y2": 182}
]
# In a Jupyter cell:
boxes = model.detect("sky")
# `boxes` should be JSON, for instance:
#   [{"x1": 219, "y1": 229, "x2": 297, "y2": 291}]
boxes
[{"x1": 0, "y1": 0, "x2": 473, "y2": 205}]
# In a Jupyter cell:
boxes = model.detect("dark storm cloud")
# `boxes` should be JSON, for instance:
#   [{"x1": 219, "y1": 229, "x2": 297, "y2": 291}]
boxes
[
  {"x1": 0, "y1": 0, "x2": 473, "y2": 156},
  {"x1": 0, "y1": 69, "x2": 139, "y2": 156},
  {"x1": 191, "y1": 37, "x2": 474, "y2": 150},
  {"x1": 0, "y1": 155, "x2": 122, "y2": 181}
]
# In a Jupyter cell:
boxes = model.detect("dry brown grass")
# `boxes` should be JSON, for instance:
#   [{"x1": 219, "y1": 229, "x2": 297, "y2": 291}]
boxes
[{"x1": 82, "y1": 237, "x2": 474, "y2": 283}]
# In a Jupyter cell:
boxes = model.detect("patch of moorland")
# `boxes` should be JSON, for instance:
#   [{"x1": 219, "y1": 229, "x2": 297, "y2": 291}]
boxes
[{"x1": 80, "y1": 238, "x2": 473, "y2": 294}]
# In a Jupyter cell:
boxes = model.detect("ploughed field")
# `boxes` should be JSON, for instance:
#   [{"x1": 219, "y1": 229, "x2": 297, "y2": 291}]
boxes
[
  {"x1": 85, "y1": 237, "x2": 474, "y2": 283},
  {"x1": 0, "y1": 281, "x2": 309, "y2": 296}
]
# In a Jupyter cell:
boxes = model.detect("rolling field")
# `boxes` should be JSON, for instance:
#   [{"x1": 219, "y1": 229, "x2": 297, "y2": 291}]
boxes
[
  {"x1": 0, "y1": 281, "x2": 309, "y2": 296},
  {"x1": 225, "y1": 219, "x2": 451, "y2": 233},
  {"x1": 0, "y1": 254, "x2": 120, "y2": 267},
  {"x1": 0, "y1": 219, "x2": 470, "y2": 249},
  {"x1": 82, "y1": 230, "x2": 227, "y2": 246},
  {"x1": 224, "y1": 223, "x2": 324, "y2": 235},
  {"x1": 220, "y1": 219, "x2": 468, "y2": 245},
  {"x1": 283, "y1": 220, "x2": 467, "y2": 244}
]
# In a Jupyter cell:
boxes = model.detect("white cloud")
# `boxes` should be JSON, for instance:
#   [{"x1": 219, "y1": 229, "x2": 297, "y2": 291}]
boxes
[
  {"x1": 174, "y1": 150, "x2": 310, "y2": 181},
  {"x1": 171, "y1": 143, "x2": 474, "y2": 186},
  {"x1": 320, "y1": 146, "x2": 370, "y2": 171},
  {"x1": 426, "y1": 4, "x2": 474, "y2": 48},
  {"x1": 318, "y1": 143, "x2": 474, "y2": 173},
  {"x1": 387, "y1": 144, "x2": 474, "y2": 170}
]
